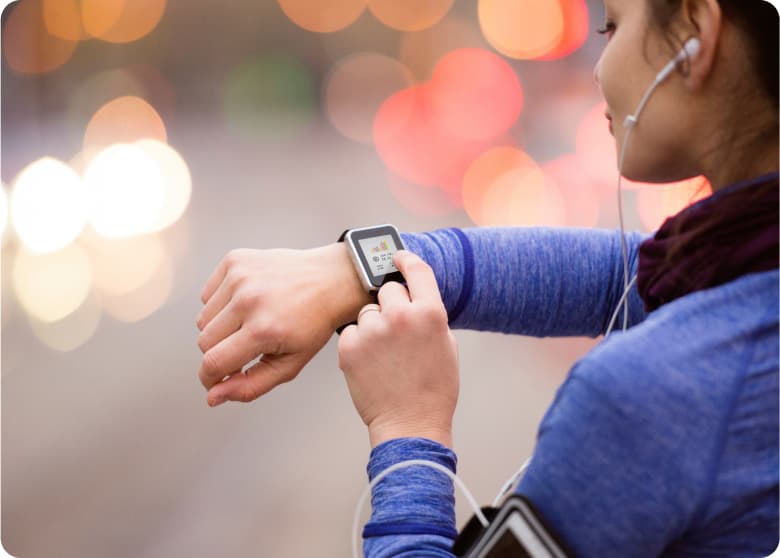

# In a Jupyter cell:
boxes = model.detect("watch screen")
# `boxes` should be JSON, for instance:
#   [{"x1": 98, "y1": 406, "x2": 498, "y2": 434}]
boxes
[{"x1": 358, "y1": 234, "x2": 399, "y2": 277}]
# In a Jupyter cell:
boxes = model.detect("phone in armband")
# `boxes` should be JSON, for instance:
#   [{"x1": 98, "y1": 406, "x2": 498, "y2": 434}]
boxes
[{"x1": 452, "y1": 494, "x2": 572, "y2": 558}]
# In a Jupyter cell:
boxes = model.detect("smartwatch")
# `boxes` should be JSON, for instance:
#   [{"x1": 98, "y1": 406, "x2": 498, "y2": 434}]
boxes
[
  {"x1": 336, "y1": 224, "x2": 406, "y2": 333},
  {"x1": 338, "y1": 224, "x2": 406, "y2": 292}
]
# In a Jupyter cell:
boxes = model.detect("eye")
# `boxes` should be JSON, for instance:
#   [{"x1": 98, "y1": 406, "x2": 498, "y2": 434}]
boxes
[{"x1": 596, "y1": 21, "x2": 616, "y2": 39}]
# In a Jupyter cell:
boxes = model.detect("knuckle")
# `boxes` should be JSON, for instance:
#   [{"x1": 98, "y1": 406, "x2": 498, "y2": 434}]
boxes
[
  {"x1": 197, "y1": 331, "x2": 210, "y2": 353},
  {"x1": 418, "y1": 303, "x2": 447, "y2": 328},
  {"x1": 202, "y1": 350, "x2": 222, "y2": 377}
]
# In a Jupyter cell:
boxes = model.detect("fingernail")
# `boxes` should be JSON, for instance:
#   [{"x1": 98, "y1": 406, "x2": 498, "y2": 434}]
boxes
[{"x1": 209, "y1": 395, "x2": 226, "y2": 407}]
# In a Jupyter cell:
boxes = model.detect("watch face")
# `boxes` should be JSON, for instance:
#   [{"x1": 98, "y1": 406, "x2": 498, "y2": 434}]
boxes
[{"x1": 347, "y1": 225, "x2": 406, "y2": 290}]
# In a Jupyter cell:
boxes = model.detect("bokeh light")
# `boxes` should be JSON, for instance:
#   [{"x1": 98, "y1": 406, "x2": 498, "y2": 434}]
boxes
[
  {"x1": 399, "y1": 15, "x2": 486, "y2": 81},
  {"x1": 278, "y1": 0, "x2": 366, "y2": 33},
  {"x1": 428, "y1": 48, "x2": 523, "y2": 142},
  {"x1": 27, "y1": 293, "x2": 102, "y2": 352},
  {"x1": 84, "y1": 96, "x2": 168, "y2": 152},
  {"x1": 3, "y1": 0, "x2": 79, "y2": 74},
  {"x1": 374, "y1": 84, "x2": 491, "y2": 187},
  {"x1": 99, "y1": 251, "x2": 174, "y2": 322},
  {"x1": 387, "y1": 173, "x2": 458, "y2": 217},
  {"x1": 542, "y1": 154, "x2": 600, "y2": 228},
  {"x1": 84, "y1": 144, "x2": 166, "y2": 238},
  {"x1": 134, "y1": 139, "x2": 192, "y2": 232},
  {"x1": 324, "y1": 53, "x2": 414, "y2": 144},
  {"x1": 43, "y1": 0, "x2": 85, "y2": 41},
  {"x1": 13, "y1": 244, "x2": 93, "y2": 323},
  {"x1": 575, "y1": 101, "x2": 637, "y2": 192},
  {"x1": 636, "y1": 176, "x2": 712, "y2": 231},
  {"x1": 10, "y1": 158, "x2": 89, "y2": 254},
  {"x1": 82, "y1": 232, "x2": 166, "y2": 297},
  {"x1": 367, "y1": 0, "x2": 454, "y2": 32},
  {"x1": 0, "y1": 184, "x2": 7, "y2": 240},
  {"x1": 478, "y1": 0, "x2": 564, "y2": 60},
  {"x1": 537, "y1": 0, "x2": 589, "y2": 60},
  {"x1": 85, "y1": 0, "x2": 167, "y2": 43},
  {"x1": 224, "y1": 55, "x2": 315, "y2": 141},
  {"x1": 464, "y1": 146, "x2": 563, "y2": 226},
  {"x1": 69, "y1": 69, "x2": 146, "y2": 130}
]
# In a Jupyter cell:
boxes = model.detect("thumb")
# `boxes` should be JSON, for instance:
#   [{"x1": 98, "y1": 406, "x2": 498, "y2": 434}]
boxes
[{"x1": 206, "y1": 351, "x2": 308, "y2": 406}]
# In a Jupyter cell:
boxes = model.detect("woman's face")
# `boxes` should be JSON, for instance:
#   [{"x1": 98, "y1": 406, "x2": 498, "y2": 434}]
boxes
[{"x1": 593, "y1": 0, "x2": 699, "y2": 183}]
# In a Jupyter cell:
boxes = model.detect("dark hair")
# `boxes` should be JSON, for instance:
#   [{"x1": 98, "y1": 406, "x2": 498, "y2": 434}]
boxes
[{"x1": 649, "y1": 0, "x2": 779, "y2": 112}]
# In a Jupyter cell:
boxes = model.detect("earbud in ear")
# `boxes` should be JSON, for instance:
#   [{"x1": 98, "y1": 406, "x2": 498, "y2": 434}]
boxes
[{"x1": 682, "y1": 37, "x2": 701, "y2": 61}]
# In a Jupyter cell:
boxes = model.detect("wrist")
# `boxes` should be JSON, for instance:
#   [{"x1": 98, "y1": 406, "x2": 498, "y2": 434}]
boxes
[
  {"x1": 312, "y1": 242, "x2": 374, "y2": 331},
  {"x1": 368, "y1": 420, "x2": 453, "y2": 450}
]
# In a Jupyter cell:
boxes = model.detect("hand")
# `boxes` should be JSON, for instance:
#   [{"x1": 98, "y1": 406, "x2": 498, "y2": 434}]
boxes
[
  {"x1": 337, "y1": 250, "x2": 459, "y2": 449},
  {"x1": 196, "y1": 243, "x2": 373, "y2": 406}
]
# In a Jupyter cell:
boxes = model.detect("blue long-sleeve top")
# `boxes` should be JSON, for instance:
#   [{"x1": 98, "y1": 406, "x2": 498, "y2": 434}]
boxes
[{"x1": 360, "y1": 225, "x2": 779, "y2": 558}]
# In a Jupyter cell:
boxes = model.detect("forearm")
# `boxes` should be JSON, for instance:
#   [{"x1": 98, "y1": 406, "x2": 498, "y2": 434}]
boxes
[
  {"x1": 402, "y1": 226, "x2": 650, "y2": 337},
  {"x1": 362, "y1": 438, "x2": 459, "y2": 558}
]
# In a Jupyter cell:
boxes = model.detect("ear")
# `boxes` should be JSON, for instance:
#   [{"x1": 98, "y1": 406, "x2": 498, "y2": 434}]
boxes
[{"x1": 679, "y1": 0, "x2": 721, "y2": 91}]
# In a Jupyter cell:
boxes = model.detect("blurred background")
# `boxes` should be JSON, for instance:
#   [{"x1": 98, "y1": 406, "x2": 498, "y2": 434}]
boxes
[{"x1": 1, "y1": 0, "x2": 712, "y2": 556}]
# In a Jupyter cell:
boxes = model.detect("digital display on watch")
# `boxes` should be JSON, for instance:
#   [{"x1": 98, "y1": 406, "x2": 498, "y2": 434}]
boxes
[
  {"x1": 344, "y1": 225, "x2": 406, "y2": 291},
  {"x1": 357, "y1": 234, "x2": 399, "y2": 277}
]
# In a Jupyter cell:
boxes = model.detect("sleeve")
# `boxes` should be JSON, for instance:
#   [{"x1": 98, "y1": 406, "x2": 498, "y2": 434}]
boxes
[
  {"x1": 362, "y1": 438, "x2": 459, "y2": 558},
  {"x1": 516, "y1": 355, "x2": 717, "y2": 558},
  {"x1": 401, "y1": 227, "x2": 650, "y2": 337}
]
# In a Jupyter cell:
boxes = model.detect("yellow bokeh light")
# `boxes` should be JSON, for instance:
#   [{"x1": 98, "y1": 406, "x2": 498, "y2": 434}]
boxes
[
  {"x1": 82, "y1": 232, "x2": 166, "y2": 297},
  {"x1": 28, "y1": 293, "x2": 102, "y2": 352},
  {"x1": 278, "y1": 0, "x2": 367, "y2": 33},
  {"x1": 84, "y1": 144, "x2": 166, "y2": 238},
  {"x1": 99, "y1": 251, "x2": 173, "y2": 322},
  {"x1": 13, "y1": 244, "x2": 93, "y2": 323},
  {"x1": 3, "y1": 0, "x2": 79, "y2": 74},
  {"x1": 134, "y1": 140, "x2": 192, "y2": 232},
  {"x1": 10, "y1": 158, "x2": 89, "y2": 254},
  {"x1": 368, "y1": 0, "x2": 454, "y2": 32},
  {"x1": 478, "y1": 0, "x2": 564, "y2": 59},
  {"x1": 324, "y1": 53, "x2": 413, "y2": 143},
  {"x1": 84, "y1": 96, "x2": 167, "y2": 153}
]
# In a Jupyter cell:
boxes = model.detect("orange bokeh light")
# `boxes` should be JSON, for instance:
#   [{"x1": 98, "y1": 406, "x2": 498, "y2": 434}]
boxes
[
  {"x1": 399, "y1": 15, "x2": 486, "y2": 81},
  {"x1": 478, "y1": 0, "x2": 564, "y2": 59},
  {"x1": 43, "y1": 0, "x2": 84, "y2": 41},
  {"x1": 80, "y1": 0, "x2": 166, "y2": 43},
  {"x1": 3, "y1": 0, "x2": 78, "y2": 74},
  {"x1": 537, "y1": 0, "x2": 589, "y2": 60},
  {"x1": 84, "y1": 96, "x2": 167, "y2": 152},
  {"x1": 325, "y1": 53, "x2": 413, "y2": 144},
  {"x1": 636, "y1": 176, "x2": 712, "y2": 231},
  {"x1": 367, "y1": 0, "x2": 454, "y2": 32},
  {"x1": 428, "y1": 48, "x2": 523, "y2": 142},
  {"x1": 463, "y1": 146, "x2": 563, "y2": 226},
  {"x1": 278, "y1": 0, "x2": 367, "y2": 33}
]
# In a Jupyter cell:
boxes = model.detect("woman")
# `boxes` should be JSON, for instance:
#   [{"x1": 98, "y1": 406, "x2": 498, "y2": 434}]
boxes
[{"x1": 195, "y1": 0, "x2": 779, "y2": 555}]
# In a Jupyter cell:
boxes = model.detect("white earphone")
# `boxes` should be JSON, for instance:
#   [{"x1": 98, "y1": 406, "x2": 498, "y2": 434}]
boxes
[
  {"x1": 611, "y1": 36, "x2": 701, "y2": 335},
  {"x1": 624, "y1": 37, "x2": 701, "y2": 129}
]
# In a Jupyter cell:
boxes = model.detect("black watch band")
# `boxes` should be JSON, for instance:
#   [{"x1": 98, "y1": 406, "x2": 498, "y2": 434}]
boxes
[{"x1": 335, "y1": 229, "x2": 377, "y2": 335}]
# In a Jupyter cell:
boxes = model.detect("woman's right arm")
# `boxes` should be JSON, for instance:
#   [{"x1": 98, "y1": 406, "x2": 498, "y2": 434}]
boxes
[{"x1": 403, "y1": 226, "x2": 649, "y2": 337}]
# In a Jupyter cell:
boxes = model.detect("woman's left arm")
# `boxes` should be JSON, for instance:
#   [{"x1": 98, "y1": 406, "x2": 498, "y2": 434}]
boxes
[{"x1": 338, "y1": 250, "x2": 461, "y2": 557}]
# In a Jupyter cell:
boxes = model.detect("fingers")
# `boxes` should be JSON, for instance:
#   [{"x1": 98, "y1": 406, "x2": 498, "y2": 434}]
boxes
[
  {"x1": 199, "y1": 326, "x2": 272, "y2": 390},
  {"x1": 392, "y1": 251, "x2": 441, "y2": 305},
  {"x1": 200, "y1": 255, "x2": 230, "y2": 304},
  {"x1": 206, "y1": 353, "x2": 305, "y2": 406},
  {"x1": 377, "y1": 281, "x2": 410, "y2": 313},
  {"x1": 356, "y1": 303, "x2": 381, "y2": 324},
  {"x1": 197, "y1": 303, "x2": 242, "y2": 354},
  {"x1": 196, "y1": 277, "x2": 233, "y2": 330}
]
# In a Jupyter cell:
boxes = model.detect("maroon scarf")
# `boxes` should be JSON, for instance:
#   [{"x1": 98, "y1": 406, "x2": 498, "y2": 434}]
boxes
[{"x1": 637, "y1": 172, "x2": 779, "y2": 312}]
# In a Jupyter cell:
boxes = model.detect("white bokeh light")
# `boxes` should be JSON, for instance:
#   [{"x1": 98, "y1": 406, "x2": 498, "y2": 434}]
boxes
[
  {"x1": 84, "y1": 143, "x2": 166, "y2": 238},
  {"x1": 135, "y1": 139, "x2": 192, "y2": 232},
  {"x1": 0, "y1": 183, "x2": 7, "y2": 239},
  {"x1": 10, "y1": 158, "x2": 88, "y2": 253}
]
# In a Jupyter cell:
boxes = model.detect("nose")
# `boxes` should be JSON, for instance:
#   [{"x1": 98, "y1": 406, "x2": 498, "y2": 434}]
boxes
[{"x1": 593, "y1": 57, "x2": 601, "y2": 85}]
